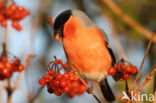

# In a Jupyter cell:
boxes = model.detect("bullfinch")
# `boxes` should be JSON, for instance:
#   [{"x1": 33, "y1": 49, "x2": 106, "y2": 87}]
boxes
[{"x1": 53, "y1": 9, "x2": 116, "y2": 102}]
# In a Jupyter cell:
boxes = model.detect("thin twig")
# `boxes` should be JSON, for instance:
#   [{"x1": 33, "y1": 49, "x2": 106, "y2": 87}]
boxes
[
  {"x1": 47, "y1": 16, "x2": 54, "y2": 37},
  {"x1": 125, "y1": 80, "x2": 129, "y2": 97},
  {"x1": 48, "y1": 16, "x2": 54, "y2": 29},
  {"x1": 101, "y1": 0, "x2": 156, "y2": 43},
  {"x1": 135, "y1": 68, "x2": 156, "y2": 94},
  {"x1": 7, "y1": 79, "x2": 12, "y2": 103},
  {"x1": 11, "y1": 54, "x2": 35, "y2": 91},
  {"x1": 133, "y1": 33, "x2": 154, "y2": 90}
]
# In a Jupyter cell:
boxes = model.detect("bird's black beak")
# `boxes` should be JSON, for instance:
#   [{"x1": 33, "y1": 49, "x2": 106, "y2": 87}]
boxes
[{"x1": 52, "y1": 31, "x2": 62, "y2": 40}]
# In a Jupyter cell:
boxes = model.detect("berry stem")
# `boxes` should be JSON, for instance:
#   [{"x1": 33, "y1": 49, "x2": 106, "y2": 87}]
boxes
[{"x1": 132, "y1": 32, "x2": 154, "y2": 90}]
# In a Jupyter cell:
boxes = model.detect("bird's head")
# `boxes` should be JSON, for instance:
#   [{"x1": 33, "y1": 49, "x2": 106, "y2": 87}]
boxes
[
  {"x1": 53, "y1": 10, "x2": 71, "y2": 40},
  {"x1": 53, "y1": 9, "x2": 97, "y2": 40}
]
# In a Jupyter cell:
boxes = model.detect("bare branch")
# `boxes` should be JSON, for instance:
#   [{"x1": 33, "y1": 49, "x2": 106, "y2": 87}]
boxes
[
  {"x1": 11, "y1": 54, "x2": 35, "y2": 91},
  {"x1": 135, "y1": 68, "x2": 156, "y2": 94},
  {"x1": 133, "y1": 33, "x2": 154, "y2": 90},
  {"x1": 101, "y1": 0, "x2": 156, "y2": 43},
  {"x1": 154, "y1": 91, "x2": 156, "y2": 103},
  {"x1": 47, "y1": 16, "x2": 54, "y2": 30}
]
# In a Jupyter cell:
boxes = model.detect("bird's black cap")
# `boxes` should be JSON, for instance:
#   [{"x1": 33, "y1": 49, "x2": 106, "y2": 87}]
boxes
[{"x1": 53, "y1": 10, "x2": 72, "y2": 38}]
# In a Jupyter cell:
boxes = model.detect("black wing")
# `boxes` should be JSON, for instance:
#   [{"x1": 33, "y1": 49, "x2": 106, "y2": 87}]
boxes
[{"x1": 106, "y1": 42, "x2": 116, "y2": 66}]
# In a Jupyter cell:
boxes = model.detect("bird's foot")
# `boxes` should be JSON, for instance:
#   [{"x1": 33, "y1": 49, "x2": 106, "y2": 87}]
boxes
[{"x1": 87, "y1": 85, "x2": 93, "y2": 94}]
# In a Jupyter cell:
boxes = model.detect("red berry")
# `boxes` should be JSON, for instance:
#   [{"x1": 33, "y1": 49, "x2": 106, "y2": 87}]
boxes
[
  {"x1": 0, "y1": 62, "x2": 5, "y2": 69},
  {"x1": 48, "y1": 68, "x2": 55, "y2": 75},
  {"x1": 1, "y1": 56, "x2": 7, "y2": 62},
  {"x1": 9, "y1": 4, "x2": 16, "y2": 11},
  {"x1": 57, "y1": 88, "x2": 64, "y2": 94},
  {"x1": 1, "y1": 20, "x2": 7, "y2": 27},
  {"x1": 68, "y1": 91, "x2": 76, "y2": 98},
  {"x1": 57, "y1": 60, "x2": 62, "y2": 64},
  {"x1": 131, "y1": 66, "x2": 138, "y2": 75},
  {"x1": 56, "y1": 73, "x2": 62, "y2": 80},
  {"x1": 17, "y1": 6, "x2": 24, "y2": 12},
  {"x1": 23, "y1": 10, "x2": 30, "y2": 16},
  {"x1": 63, "y1": 87, "x2": 70, "y2": 93},
  {"x1": 47, "y1": 87, "x2": 53, "y2": 94},
  {"x1": 63, "y1": 73, "x2": 69, "y2": 79},
  {"x1": 39, "y1": 78, "x2": 47, "y2": 86},
  {"x1": 0, "y1": 14, "x2": 5, "y2": 22},
  {"x1": 116, "y1": 64, "x2": 123, "y2": 72},
  {"x1": 13, "y1": 58, "x2": 21, "y2": 65},
  {"x1": 44, "y1": 74, "x2": 53, "y2": 83},
  {"x1": 16, "y1": 25, "x2": 22, "y2": 31},
  {"x1": 5, "y1": 9, "x2": 13, "y2": 16},
  {"x1": 71, "y1": 81, "x2": 79, "y2": 88},
  {"x1": 12, "y1": 65, "x2": 18, "y2": 71},
  {"x1": 0, "y1": 2, "x2": 4, "y2": 9},
  {"x1": 54, "y1": 91, "x2": 62, "y2": 96},
  {"x1": 107, "y1": 67, "x2": 116, "y2": 76},
  {"x1": 5, "y1": 62, "x2": 12, "y2": 69},
  {"x1": 1, "y1": 68, "x2": 11, "y2": 78},
  {"x1": 52, "y1": 80, "x2": 60, "y2": 87},
  {"x1": 12, "y1": 21, "x2": 19, "y2": 28},
  {"x1": 78, "y1": 84, "x2": 86, "y2": 95},
  {"x1": 60, "y1": 80, "x2": 67, "y2": 87},
  {"x1": 69, "y1": 75, "x2": 75, "y2": 81},
  {"x1": 50, "y1": 83, "x2": 56, "y2": 90},
  {"x1": 123, "y1": 73, "x2": 131, "y2": 80},
  {"x1": 18, "y1": 65, "x2": 24, "y2": 72},
  {"x1": 125, "y1": 65, "x2": 133, "y2": 73}
]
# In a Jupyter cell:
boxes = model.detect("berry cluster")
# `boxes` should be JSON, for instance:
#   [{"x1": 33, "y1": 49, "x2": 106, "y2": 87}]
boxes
[
  {"x1": 107, "y1": 59, "x2": 138, "y2": 81},
  {"x1": 0, "y1": 2, "x2": 29, "y2": 31},
  {"x1": 39, "y1": 59, "x2": 87, "y2": 98},
  {"x1": 0, "y1": 56, "x2": 24, "y2": 80}
]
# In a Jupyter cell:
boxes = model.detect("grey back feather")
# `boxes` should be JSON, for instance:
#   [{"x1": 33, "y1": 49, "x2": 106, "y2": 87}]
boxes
[{"x1": 71, "y1": 10, "x2": 109, "y2": 43}]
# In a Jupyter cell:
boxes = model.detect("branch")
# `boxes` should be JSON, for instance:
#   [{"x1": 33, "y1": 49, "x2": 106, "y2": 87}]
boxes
[
  {"x1": 101, "y1": 0, "x2": 156, "y2": 43},
  {"x1": 47, "y1": 16, "x2": 54, "y2": 30},
  {"x1": 11, "y1": 54, "x2": 35, "y2": 91},
  {"x1": 154, "y1": 91, "x2": 156, "y2": 103},
  {"x1": 135, "y1": 68, "x2": 156, "y2": 94},
  {"x1": 132, "y1": 33, "x2": 154, "y2": 90}
]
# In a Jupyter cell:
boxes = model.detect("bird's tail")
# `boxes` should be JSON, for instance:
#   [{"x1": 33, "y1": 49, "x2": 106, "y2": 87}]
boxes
[{"x1": 100, "y1": 78, "x2": 115, "y2": 102}]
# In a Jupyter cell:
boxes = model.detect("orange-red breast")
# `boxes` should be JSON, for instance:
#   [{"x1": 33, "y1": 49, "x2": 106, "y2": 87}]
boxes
[{"x1": 53, "y1": 9, "x2": 116, "y2": 102}]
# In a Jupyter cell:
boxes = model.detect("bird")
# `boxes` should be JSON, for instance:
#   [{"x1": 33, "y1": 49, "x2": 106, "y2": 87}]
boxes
[{"x1": 53, "y1": 9, "x2": 116, "y2": 102}]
